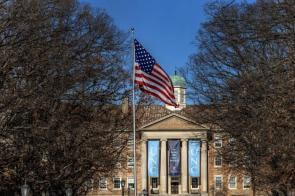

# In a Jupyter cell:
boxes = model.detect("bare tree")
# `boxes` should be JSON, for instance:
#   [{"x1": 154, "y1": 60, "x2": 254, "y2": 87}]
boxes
[
  {"x1": 0, "y1": 0, "x2": 131, "y2": 195},
  {"x1": 184, "y1": 0, "x2": 295, "y2": 195}
]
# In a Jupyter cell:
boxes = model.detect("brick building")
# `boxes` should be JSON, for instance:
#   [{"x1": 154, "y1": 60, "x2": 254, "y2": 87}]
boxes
[{"x1": 88, "y1": 74, "x2": 254, "y2": 196}]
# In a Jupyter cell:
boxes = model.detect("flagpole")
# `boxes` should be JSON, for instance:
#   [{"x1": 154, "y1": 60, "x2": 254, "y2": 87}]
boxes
[{"x1": 131, "y1": 27, "x2": 137, "y2": 196}]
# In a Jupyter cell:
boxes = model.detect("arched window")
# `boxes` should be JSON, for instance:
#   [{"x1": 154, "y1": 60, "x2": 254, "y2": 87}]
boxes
[
  {"x1": 174, "y1": 89, "x2": 179, "y2": 103},
  {"x1": 180, "y1": 88, "x2": 185, "y2": 104}
]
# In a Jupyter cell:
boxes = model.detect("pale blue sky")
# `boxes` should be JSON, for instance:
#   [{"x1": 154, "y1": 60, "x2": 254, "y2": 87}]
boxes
[{"x1": 80, "y1": 0, "x2": 255, "y2": 76}]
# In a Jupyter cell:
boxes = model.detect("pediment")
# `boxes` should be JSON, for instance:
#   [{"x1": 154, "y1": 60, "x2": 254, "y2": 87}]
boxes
[{"x1": 139, "y1": 113, "x2": 208, "y2": 131}]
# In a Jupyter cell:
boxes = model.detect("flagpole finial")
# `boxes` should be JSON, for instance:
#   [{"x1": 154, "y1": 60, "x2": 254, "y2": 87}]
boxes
[{"x1": 131, "y1": 28, "x2": 135, "y2": 41}]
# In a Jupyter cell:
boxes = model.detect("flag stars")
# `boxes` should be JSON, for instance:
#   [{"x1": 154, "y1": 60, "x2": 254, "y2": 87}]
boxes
[{"x1": 134, "y1": 40, "x2": 157, "y2": 74}]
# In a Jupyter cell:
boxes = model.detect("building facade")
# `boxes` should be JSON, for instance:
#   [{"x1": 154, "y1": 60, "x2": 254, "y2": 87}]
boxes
[{"x1": 87, "y1": 74, "x2": 254, "y2": 196}]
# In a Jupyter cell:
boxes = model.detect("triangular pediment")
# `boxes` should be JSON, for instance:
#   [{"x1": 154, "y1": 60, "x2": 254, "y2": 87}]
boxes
[{"x1": 139, "y1": 113, "x2": 208, "y2": 131}]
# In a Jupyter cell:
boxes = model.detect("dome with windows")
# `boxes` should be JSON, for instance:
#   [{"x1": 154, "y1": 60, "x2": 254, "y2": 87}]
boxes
[
  {"x1": 170, "y1": 74, "x2": 186, "y2": 88},
  {"x1": 165, "y1": 72, "x2": 187, "y2": 111}
]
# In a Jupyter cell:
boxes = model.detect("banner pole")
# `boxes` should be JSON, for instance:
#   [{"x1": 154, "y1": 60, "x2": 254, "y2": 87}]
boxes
[{"x1": 131, "y1": 28, "x2": 137, "y2": 196}]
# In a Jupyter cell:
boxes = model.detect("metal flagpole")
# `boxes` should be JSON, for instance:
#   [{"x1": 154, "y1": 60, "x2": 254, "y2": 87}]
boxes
[{"x1": 131, "y1": 28, "x2": 137, "y2": 196}]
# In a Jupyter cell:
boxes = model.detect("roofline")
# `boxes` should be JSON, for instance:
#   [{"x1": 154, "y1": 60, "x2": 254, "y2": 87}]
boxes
[
  {"x1": 138, "y1": 113, "x2": 209, "y2": 130},
  {"x1": 140, "y1": 128, "x2": 208, "y2": 131}
]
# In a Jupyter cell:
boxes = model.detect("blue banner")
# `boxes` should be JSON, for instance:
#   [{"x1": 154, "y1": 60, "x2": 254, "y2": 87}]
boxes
[
  {"x1": 188, "y1": 140, "x2": 200, "y2": 177},
  {"x1": 148, "y1": 140, "x2": 160, "y2": 177},
  {"x1": 168, "y1": 140, "x2": 180, "y2": 176}
]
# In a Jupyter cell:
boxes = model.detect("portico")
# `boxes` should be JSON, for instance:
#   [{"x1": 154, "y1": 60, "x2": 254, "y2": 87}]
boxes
[{"x1": 139, "y1": 113, "x2": 209, "y2": 195}]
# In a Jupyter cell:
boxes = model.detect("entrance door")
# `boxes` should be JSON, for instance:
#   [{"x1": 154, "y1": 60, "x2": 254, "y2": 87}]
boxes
[{"x1": 171, "y1": 177, "x2": 179, "y2": 194}]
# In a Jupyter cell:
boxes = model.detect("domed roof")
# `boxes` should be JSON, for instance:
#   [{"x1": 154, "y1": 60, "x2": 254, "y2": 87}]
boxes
[{"x1": 171, "y1": 74, "x2": 186, "y2": 88}]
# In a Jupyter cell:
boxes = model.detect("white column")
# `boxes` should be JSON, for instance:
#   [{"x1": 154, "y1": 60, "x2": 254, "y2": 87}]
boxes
[
  {"x1": 160, "y1": 139, "x2": 167, "y2": 194},
  {"x1": 181, "y1": 139, "x2": 188, "y2": 194},
  {"x1": 168, "y1": 176, "x2": 171, "y2": 195},
  {"x1": 201, "y1": 140, "x2": 208, "y2": 193},
  {"x1": 141, "y1": 139, "x2": 147, "y2": 191}
]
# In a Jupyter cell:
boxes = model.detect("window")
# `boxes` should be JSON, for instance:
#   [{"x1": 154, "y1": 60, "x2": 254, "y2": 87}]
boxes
[
  {"x1": 127, "y1": 177, "x2": 134, "y2": 189},
  {"x1": 113, "y1": 137, "x2": 122, "y2": 150},
  {"x1": 113, "y1": 177, "x2": 121, "y2": 189},
  {"x1": 174, "y1": 89, "x2": 179, "y2": 103},
  {"x1": 180, "y1": 88, "x2": 185, "y2": 104},
  {"x1": 85, "y1": 179, "x2": 94, "y2": 190},
  {"x1": 214, "y1": 155, "x2": 222, "y2": 167},
  {"x1": 244, "y1": 154, "x2": 252, "y2": 166},
  {"x1": 42, "y1": 151, "x2": 49, "y2": 161},
  {"x1": 228, "y1": 176, "x2": 237, "y2": 189},
  {"x1": 115, "y1": 162, "x2": 121, "y2": 169},
  {"x1": 151, "y1": 177, "x2": 159, "y2": 189},
  {"x1": 99, "y1": 177, "x2": 107, "y2": 190},
  {"x1": 191, "y1": 177, "x2": 199, "y2": 189},
  {"x1": 127, "y1": 156, "x2": 134, "y2": 168},
  {"x1": 215, "y1": 175, "x2": 223, "y2": 189},
  {"x1": 243, "y1": 176, "x2": 251, "y2": 189},
  {"x1": 214, "y1": 134, "x2": 222, "y2": 148},
  {"x1": 228, "y1": 137, "x2": 236, "y2": 144}
]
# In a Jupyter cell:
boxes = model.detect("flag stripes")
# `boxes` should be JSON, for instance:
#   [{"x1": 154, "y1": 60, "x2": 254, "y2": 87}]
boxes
[
  {"x1": 134, "y1": 39, "x2": 177, "y2": 106},
  {"x1": 135, "y1": 65, "x2": 174, "y2": 97}
]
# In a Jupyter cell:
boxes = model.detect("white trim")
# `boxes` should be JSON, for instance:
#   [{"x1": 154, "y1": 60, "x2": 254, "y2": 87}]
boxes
[
  {"x1": 99, "y1": 177, "x2": 107, "y2": 191},
  {"x1": 190, "y1": 177, "x2": 200, "y2": 190},
  {"x1": 214, "y1": 134, "x2": 222, "y2": 148},
  {"x1": 127, "y1": 176, "x2": 135, "y2": 190},
  {"x1": 214, "y1": 175, "x2": 223, "y2": 189},
  {"x1": 139, "y1": 113, "x2": 209, "y2": 130},
  {"x1": 113, "y1": 177, "x2": 122, "y2": 190},
  {"x1": 214, "y1": 155, "x2": 222, "y2": 168},
  {"x1": 243, "y1": 176, "x2": 251, "y2": 189},
  {"x1": 150, "y1": 177, "x2": 159, "y2": 189},
  {"x1": 228, "y1": 175, "x2": 237, "y2": 189},
  {"x1": 127, "y1": 156, "x2": 134, "y2": 168}
]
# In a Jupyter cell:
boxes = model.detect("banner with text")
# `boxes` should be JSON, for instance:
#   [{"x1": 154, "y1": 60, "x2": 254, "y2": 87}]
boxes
[
  {"x1": 188, "y1": 140, "x2": 200, "y2": 177},
  {"x1": 168, "y1": 140, "x2": 180, "y2": 176},
  {"x1": 148, "y1": 140, "x2": 160, "y2": 177}
]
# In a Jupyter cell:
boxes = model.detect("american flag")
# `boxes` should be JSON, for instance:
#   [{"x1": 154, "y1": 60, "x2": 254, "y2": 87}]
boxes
[{"x1": 134, "y1": 39, "x2": 177, "y2": 106}]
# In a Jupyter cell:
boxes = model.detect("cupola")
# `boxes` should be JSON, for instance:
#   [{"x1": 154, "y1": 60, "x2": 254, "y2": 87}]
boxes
[{"x1": 166, "y1": 71, "x2": 186, "y2": 111}]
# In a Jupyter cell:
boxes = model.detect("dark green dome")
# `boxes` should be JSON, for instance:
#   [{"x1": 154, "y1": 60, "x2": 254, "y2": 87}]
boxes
[{"x1": 171, "y1": 74, "x2": 186, "y2": 88}]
